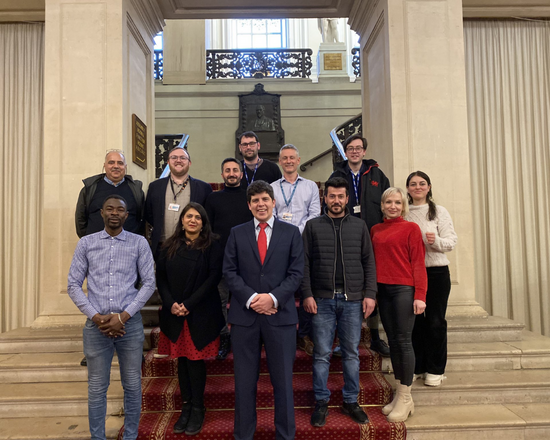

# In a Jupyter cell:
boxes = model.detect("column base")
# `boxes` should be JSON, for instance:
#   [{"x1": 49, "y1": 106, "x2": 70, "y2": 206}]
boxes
[{"x1": 447, "y1": 301, "x2": 489, "y2": 319}]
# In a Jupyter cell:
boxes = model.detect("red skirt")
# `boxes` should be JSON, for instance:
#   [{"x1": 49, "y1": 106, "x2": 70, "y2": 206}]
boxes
[{"x1": 157, "y1": 320, "x2": 220, "y2": 361}]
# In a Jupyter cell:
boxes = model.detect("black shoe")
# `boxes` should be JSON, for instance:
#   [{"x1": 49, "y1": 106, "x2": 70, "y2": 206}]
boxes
[
  {"x1": 310, "y1": 400, "x2": 329, "y2": 427},
  {"x1": 341, "y1": 402, "x2": 369, "y2": 424},
  {"x1": 370, "y1": 339, "x2": 391, "y2": 357},
  {"x1": 173, "y1": 402, "x2": 192, "y2": 434},
  {"x1": 80, "y1": 356, "x2": 87, "y2": 367},
  {"x1": 185, "y1": 405, "x2": 206, "y2": 435},
  {"x1": 216, "y1": 334, "x2": 231, "y2": 360},
  {"x1": 332, "y1": 344, "x2": 342, "y2": 357}
]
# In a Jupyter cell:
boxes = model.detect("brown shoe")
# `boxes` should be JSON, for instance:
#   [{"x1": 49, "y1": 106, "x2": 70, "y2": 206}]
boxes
[{"x1": 298, "y1": 336, "x2": 314, "y2": 356}]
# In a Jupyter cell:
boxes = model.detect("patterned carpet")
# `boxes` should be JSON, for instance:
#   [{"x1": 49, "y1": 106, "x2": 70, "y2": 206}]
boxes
[{"x1": 118, "y1": 327, "x2": 406, "y2": 439}]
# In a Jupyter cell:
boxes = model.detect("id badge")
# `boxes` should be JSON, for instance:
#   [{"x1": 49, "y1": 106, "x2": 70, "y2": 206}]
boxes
[
  {"x1": 282, "y1": 212, "x2": 293, "y2": 222},
  {"x1": 353, "y1": 205, "x2": 361, "y2": 214},
  {"x1": 168, "y1": 203, "x2": 180, "y2": 212}
]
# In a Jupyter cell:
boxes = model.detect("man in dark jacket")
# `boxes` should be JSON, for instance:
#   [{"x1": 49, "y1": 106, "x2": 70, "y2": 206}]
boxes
[
  {"x1": 302, "y1": 177, "x2": 377, "y2": 428},
  {"x1": 75, "y1": 151, "x2": 145, "y2": 238},
  {"x1": 205, "y1": 158, "x2": 253, "y2": 360},
  {"x1": 144, "y1": 147, "x2": 212, "y2": 257},
  {"x1": 329, "y1": 134, "x2": 391, "y2": 357}
]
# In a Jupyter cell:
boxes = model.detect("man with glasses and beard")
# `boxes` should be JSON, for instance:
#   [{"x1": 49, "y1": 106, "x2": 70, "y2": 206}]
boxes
[
  {"x1": 144, "y1": 147, "x2": 212, "y2": 258},
  {"x1": 238, "y1": 131, "x2": 281, "y2": 189}
]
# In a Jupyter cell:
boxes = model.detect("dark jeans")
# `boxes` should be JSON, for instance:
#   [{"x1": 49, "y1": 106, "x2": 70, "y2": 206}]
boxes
[
  {"x1": 377, "y1": 284, "x2": 416, "y2": 386},
  {"x1": 298, "y1": 297, "x2": 313, "y2": 339},
  {"x1": 412, "y1": 266, "x2": 451, "y2": 375}
]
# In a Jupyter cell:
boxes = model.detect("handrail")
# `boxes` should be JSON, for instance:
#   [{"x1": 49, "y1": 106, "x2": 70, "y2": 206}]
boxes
[
  {"x1": 300, "y1": 148, "x2": 332, "y2": 172},
  {"x1": 159, "y1": 134, "x2": 190, "y2": 179}
]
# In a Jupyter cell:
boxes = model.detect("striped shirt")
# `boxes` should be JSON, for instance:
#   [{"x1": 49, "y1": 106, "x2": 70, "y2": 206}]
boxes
[{"x1": 67, "y1": 229, "x2": 155, "y2": 319}]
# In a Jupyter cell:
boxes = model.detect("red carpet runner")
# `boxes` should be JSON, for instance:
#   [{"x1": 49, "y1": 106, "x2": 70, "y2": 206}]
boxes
[{"x1": 118, "y1": 327, "x2": 406, "y2": 439}]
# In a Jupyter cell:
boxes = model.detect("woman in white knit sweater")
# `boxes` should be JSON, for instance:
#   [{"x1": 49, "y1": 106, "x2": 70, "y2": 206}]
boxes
[{"x1": 405, "y1": 171, "x2": 457, "y2": 387}]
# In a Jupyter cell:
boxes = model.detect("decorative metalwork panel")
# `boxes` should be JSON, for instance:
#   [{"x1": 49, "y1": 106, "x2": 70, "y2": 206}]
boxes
[
  {"x1": 351, "y1": 47, "x2": 361, "y2": 78},
  {"x1": 154, "y1": 49, "x2": 163, "y2": 80},
  {"x1": 207, "y1": 49, "x2": 313, "y2": 79}
]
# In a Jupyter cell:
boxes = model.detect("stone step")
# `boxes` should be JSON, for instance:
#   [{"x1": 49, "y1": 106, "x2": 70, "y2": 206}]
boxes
[
  {"x1": 406, "y1": 402, "x2": 550, "y2": 440},
  {"x1": 0, "y1": 352, "x2": 120, "y2": 384},
  {"x1": 0, "y1": 415, "x2": 123, "y2": 439},
  {"x1": 0, "y1": 381, "x2": 124, "y2": 419},
  {"x1": 446, "y1": 315, "x2": 524, "y2": 343},
  {"x1": 388, "y1": 369, "x2": 550, "y2": 406},
  {"x1": 381, "y1": 330, "x2": 550, "y2": 373},
  {"x1": 1, "y1": 404, "x2": 549, "y2": 440},
  {"x1": 0, "y1": 327, "x2": 83, "y2": 354}
]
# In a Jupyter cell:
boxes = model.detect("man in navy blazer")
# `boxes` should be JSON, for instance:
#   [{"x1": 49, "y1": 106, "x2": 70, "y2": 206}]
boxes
[
  {"x1": 223, "y1": 180, "x2": 304, "y2": 440},
  {"x1": 144, "y1": 147, "x2": 212, "y2": 256}
]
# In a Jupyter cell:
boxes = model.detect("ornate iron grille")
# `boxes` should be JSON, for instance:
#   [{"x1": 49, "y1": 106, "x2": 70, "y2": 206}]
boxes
[
  {"x1": 206, "y1": 49, "x2": 313, "y2": 79},
  {"x1": 154, "y1": 49, "x2": 163, "y2": 80},
  {"x1": 351, "y1": 47, "x2": 361, "y2": 78}
]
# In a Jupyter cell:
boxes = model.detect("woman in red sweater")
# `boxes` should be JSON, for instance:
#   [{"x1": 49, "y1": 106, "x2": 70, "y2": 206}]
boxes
[{"x1": 370, "y1": 187, "x2": 427, "y2": 422}]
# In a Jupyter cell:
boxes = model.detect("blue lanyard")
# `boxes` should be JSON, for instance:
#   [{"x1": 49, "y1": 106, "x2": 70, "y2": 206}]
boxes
[
  {"x1": 244, "y1": 161, "x2": 259, "y2": 186},
  {"x1": 352, "y1": 172, "x2": 360, "y2": 205},
  {"x1": 280, "y1": 179, "x2": 300, "y2": 207}
]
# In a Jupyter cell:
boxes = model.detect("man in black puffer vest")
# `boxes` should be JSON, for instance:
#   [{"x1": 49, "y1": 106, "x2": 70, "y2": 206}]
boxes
[
  {"x1": 301, "y1": 177, "x2": 377, "y2": 428},
  {"x1": 75, "y1": 150, "x2": 145, "y2": 238}
]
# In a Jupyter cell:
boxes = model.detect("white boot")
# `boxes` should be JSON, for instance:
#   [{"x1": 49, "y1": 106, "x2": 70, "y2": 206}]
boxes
[
  {"x1": 387, "y1": 383, "x2": 414, "y2": 422},
  {"x1": 381, "y1": 381, "x2": 400, "y2": 416}
]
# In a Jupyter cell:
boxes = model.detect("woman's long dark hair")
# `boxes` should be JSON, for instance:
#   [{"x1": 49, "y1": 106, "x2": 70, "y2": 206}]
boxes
[
  {"x1": 406, "y1": 171, "x2": 437, "y2": 221},
  {"x1": 162, "y1": 202, "x2": 217, "y2": 258}
]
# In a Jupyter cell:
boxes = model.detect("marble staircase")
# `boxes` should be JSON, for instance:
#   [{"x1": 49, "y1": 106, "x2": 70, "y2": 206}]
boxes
[{"x1": 0, "y1": 316, "x2": 550, "y2": 439}]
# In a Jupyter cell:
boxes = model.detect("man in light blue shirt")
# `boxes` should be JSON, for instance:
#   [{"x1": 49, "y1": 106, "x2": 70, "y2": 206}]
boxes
[
  {"x1": 68, "y1": 194, "x2": 155, "y2": 440},
  {"x1": 271, "y1": 144, "x2": 321, "y2": 355},
  {"x1": 271, "y1": 144, "x2": 320, "y2": 234}
]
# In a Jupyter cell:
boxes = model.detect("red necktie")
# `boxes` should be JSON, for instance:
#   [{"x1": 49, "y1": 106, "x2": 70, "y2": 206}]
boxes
[{"x1": 258, "y1": 223, "x2": 268, "y2": 264}]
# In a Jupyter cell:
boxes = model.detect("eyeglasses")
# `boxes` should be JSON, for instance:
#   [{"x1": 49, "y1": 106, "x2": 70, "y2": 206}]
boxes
[
  {"x1": 346, "y1": 147, "x2": 365, "y2": 153},
  {"x1": 169, "y1": 155, "x2": 189, "y2": 161},
  {"x1": 240, "y1": 142, "x2": 258, "y2": 148}
]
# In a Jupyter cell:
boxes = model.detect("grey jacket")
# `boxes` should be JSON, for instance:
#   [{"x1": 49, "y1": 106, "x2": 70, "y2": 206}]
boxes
[{"x1": 301, "y1": 209, "x2": 377, "y2": 301}]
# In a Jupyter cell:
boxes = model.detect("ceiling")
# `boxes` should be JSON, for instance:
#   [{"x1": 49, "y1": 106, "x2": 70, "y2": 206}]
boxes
[{"x1": 155, "y1": 0, "x2": 357, "y2": 19}]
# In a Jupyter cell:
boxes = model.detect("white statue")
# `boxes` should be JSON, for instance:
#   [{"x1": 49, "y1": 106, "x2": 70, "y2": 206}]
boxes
[{"x1": 318, "y1": 18, "x2": 340, "y2": 44}]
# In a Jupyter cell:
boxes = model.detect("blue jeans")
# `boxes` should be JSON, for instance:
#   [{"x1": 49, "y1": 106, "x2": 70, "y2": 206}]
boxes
[
  {"x1": 83, "y1": 313, "x2": 144, "y2": 440},
  {"x1": 311, "y1": 294, "x2": 363, "y2": 403}
]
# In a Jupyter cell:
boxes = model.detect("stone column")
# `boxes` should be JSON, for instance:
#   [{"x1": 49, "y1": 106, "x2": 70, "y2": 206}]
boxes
[
  {"x1": 350, "y1": 0, "x2": 487, "y2": 318},
  {"x1": 162, "y1": 19, "x2": 206, "y2": 85},
  {"x1": 35, "y1": 0, "x2": 163, "y2": 328}
]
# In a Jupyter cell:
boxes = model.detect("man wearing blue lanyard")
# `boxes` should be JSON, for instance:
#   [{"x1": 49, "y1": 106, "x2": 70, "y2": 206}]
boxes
[
  {"x1": 329, "y1": 134, "x2": 391, "y2": 357},
  {"x1": 238, "y1": 131, "x2": 282, "y2": 188},
  {"x1": 271, "y1": 144, "x2": 321, "y2": 355}
]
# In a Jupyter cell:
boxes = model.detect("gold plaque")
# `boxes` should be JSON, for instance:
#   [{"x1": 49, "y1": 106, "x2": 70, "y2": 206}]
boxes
[
  {"x1": 132, "y1": 114, "x2": 147, "y2": 170},
  {"x1": 324, "y1": 53, "x2": 343, "y2": 70}
]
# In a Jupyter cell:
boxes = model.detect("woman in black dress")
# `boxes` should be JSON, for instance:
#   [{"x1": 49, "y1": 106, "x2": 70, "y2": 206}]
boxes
[{"x1": 156, "y1": 202, "x2": 224, "y2": 435}]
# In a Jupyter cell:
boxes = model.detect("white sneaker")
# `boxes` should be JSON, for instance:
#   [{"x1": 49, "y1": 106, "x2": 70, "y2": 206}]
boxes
[
  {"x1": 424, "y1": 373, "x2": 446, "y2": 387},
  {"x1": 413, "y1": 373, "x2": 426, "y2": 381}
]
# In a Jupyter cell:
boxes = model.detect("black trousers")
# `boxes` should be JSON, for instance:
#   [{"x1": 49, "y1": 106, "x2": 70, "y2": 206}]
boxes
[
  {"x1": 377, "y1": 284, "x2": 416, "y2": 386},
  {"x1": 178, "y1": 357, "x2": 207, "y2": 407},
  {"x1": 412, "y1": 266, "x2": 451, "y2": 375}
]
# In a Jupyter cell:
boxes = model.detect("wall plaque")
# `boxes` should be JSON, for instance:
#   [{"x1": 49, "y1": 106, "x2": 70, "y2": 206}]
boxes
[
  {"x1": 324, "y1": 53, "x2": 343, "y2": 70},
  {"x1": 132, "y1": 114, "x2": 147, "y2": 170}
]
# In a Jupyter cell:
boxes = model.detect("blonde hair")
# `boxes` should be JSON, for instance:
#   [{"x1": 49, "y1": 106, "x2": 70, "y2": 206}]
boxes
[{"x1": 381, "y1": 187, "x2": 409, "y2": 218}]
